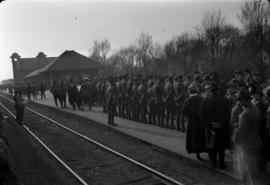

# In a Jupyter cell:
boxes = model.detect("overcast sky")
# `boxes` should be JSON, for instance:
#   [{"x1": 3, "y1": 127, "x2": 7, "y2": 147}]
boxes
[{"x1": 0, "y1": 0, "x2": 244, "y2": 81}]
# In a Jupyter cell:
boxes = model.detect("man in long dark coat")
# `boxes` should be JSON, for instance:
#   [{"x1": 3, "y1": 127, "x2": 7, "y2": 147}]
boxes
[
  {"x1": 13, "y1": 90, "x2": 25, "y2": 126},
  {"x1": 182, "y1": 84, "x2": 206, "y2": 160},
  {"x1": 200, "y1": 83, "x2": 231, "y2": 169},
  {"x1": 50, "y1": 80, "x2": 60, "y2": 108},
  {"x1": 67, "y1": 80, "x2": 80, "y2": 111},
  {"x1": 59, "y1": 80, "x2": 67, "y2": 108}
]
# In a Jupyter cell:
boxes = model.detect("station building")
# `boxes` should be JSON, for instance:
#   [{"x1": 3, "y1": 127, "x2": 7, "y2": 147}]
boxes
[{"x1": 9, "y1": 50, "x2": 103, "y2": 84}]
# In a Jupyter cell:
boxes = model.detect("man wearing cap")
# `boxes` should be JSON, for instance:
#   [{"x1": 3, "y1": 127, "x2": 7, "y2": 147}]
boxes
[
  {"x1": 138, "y1": 78, "x2": 148, "y2": 123},
  {"x1": 164, "y1": 76, "x2": 176, "y2": 129},
  {"x1": 131, "y1": 78, "x2": 139, "y2": 121},
  {"x1": 117, "y1": 76, "x2": 125, "y2": 118},
  {"x1": 126, "y1": 77, "x2": 134, "y2": 120},
  {"x1": 153, "y1": 78, "x2": 165, "y2": 127},
  {"x1": 147, "y1": 80, "x2": 156, "y2": 125},
  {"x1": 200, "y1": 83, "x2": 231, "y2": 169},
  {"x1": 106, "y1": 78, "x2": 118, "y2": 126},
  {"x1": 174, "y1": 74, "x2": 186, "y2": 131},
  {"x1": 13, "y1": 90, "x2": 25, "y2": 126}
]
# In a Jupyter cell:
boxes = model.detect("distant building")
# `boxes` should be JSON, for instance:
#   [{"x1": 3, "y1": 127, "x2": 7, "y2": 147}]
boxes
[
  {"x1": 10, "y1": 50, "x2": 103, "y2": 83},
  {"x1": 10, "y1": 52, "x2": 57, "y2": 83}
]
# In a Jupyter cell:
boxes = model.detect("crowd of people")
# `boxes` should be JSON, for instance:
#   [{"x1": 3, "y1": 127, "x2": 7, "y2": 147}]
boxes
[{"x1": 1, "y1": 69, "x2": 270, "y2": 184}]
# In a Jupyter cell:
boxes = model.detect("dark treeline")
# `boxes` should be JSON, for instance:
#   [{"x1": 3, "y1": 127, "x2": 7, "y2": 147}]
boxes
[{"x1": 89, "y1": 0, "x2": 270, "y2": 81}]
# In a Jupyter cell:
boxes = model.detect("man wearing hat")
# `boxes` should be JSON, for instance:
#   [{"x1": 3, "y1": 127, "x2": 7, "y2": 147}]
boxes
[
  {"x1": 249, "y1": 85, "x2": 268, "y2": 172},
  {"x1": 233, "y1": 87, "x2": 262, "y2": 184},
  {"x1": 200, "y1": 83, "x2": 231, "y2": 169},
  {"x1": 182, "y1": 84, "x2": 206, "y2": 160}
]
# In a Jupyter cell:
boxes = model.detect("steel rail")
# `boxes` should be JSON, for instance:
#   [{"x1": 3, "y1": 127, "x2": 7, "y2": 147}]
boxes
[
  {"x1": 0, "y1": 94, "x2": 184, "y2": 185},
  {"x1": 0, "y1": 102, "x2": 89, "y2": 185}
]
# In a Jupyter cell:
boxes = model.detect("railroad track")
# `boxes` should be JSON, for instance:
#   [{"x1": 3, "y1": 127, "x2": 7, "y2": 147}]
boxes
[{"x1": 0, "y1": 94, "x2": 184, "y2": 185}]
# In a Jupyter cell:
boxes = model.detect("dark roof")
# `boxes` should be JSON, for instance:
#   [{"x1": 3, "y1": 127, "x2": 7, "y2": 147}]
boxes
[
  {"x1": 45, "y1": 50, "x2": 103, "y2": 72},
  {"x1": 25, "y1": 58, "x2": 57, "y2": 78},
  {"x1": 18, "y1": 57, "x2": 57, "y2": 78}
]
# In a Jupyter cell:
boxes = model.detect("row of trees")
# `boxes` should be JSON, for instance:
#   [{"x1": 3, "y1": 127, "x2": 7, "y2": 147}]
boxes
[{"x1": 89, "y1": 0, "x2": 270, "y2": 80}]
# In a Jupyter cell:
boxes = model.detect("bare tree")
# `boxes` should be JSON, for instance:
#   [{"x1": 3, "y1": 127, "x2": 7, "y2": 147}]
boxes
[
  {"x1": 198, "y1": 10, "x2": 226, "y2": 66},
  {"x1": 89, "y1": 39, "x2": 111, "y2": 65},
  {"x1": 100, "y1": 39, "x2": 111, "y2": 65},
  {"x1": 164, "y1": 33, "x2": 199, "y2": 74},
  {"x1": 148, "y1": 42, "x2": 167, "y2": 74},
  {"x1": 136, "y1": 32, "x2": 153, "y2": 70},
  {"x1": 238, "y1": 0, "x2": 270, "y2": 79},
  {"x1": 117, "y1": 45, "x2": 137, "y2": 73},
  {"x1": 197, "y1": 9, "x2": 240, "y2": 74}
]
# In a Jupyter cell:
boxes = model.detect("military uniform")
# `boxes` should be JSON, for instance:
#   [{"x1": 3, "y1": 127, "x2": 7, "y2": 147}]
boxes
[
  {"x1": 131, "y1": 80, "x2": 139, "y2": 121},
  {"x1": 106, "y1": 80, "x2": 118, "y2": 125},
  {"x1": 147, "y1": 80, "x2": 155, "y2": 124},
  {"x1": 117, "y1": 78, "x2": 127, "y2": 118},
  {"x1": 153, "y1": 79, "x2": 165, "y2": 127},
  {"x1": 126, "y1": 79, "x2": 133, "y2": 120},
  {"x1": 174, "y1": 75, "x2": 186, "y2": 131},
  {"x1": 138, "y1": 79, "x2": 148, "y2": 123},
  {"x1": 164, "y1": 77, "x2": 176, "y2": 128}
]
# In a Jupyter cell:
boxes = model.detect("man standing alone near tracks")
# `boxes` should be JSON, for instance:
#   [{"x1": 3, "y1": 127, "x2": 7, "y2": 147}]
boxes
[{"x1": 13, "y1": 90, "x2": 25, "y2": 126}]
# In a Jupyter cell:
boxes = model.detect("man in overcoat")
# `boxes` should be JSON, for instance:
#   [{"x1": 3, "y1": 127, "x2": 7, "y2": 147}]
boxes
[
  {"x1": 182, "y1": 85, "x2": 206, "y2": 160},
  {"x1": 200, "y1": 83, "x2": 231, "y2": 169}
]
